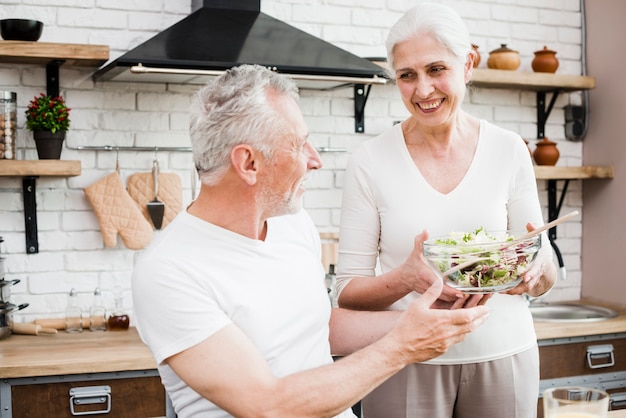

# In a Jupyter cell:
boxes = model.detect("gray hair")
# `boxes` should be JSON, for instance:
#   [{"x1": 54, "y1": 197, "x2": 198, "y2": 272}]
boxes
[
  {"x1": 385, "y1": 2, "x2": 472, "y2": 76},
  {"x1": 189, "y1": 64, "x2": 300, "y2": 185}
]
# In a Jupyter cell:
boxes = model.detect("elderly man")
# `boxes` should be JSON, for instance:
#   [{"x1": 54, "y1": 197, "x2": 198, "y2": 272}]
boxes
[{"x1": 132, "y1": 64, "x2": 489, "y2": 418}]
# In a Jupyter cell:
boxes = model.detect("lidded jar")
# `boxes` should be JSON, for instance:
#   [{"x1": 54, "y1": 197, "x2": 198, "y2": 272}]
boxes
[
  {"x1": 533, "y1": 137, "x2": 560, "y2": 166},
  {"x1": 532, "y1": 46, "x2": 559, "y2": 73},
  {"x1": 107, "y1": 288, "x2": 129, "y2": 331},
  {"x1": 487, "y1": 44, "x2": 521, "y2": 70},
  {"x1": 0, "y1": 91, "x2": 17, "y2": 160}
]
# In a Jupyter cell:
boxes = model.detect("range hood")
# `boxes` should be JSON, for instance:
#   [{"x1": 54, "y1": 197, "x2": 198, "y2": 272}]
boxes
[{"x1": 93, "y1": 0, "x2": 388, "y2": 91}]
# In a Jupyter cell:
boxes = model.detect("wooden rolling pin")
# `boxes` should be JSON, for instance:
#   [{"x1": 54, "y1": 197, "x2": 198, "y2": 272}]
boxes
[
  {"x1": 12, "y1": 323, "x2": 58, "y2": 335},
  {"x1": 34, "y1": 317, "x2": 95, "y2": 330}
]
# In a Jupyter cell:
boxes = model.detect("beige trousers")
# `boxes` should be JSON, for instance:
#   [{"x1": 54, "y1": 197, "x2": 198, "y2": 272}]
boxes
[{"x1": 361, "y1": 346, "x2": 540, "y2": 418}]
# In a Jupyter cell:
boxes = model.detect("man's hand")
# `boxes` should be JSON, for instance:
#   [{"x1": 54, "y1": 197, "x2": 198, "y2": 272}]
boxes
[{"x1": 388, "y1": 278, "x2": 490, "y2": 363}]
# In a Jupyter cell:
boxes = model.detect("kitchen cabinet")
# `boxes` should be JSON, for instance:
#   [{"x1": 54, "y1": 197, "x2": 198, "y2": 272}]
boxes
[
  {"x1": 0, "y1": 327, "x2": 174, "y2": 418},
  {"x1": 537, "y1": 333, "x2": 626, "y2": 417},
  {"x1": 4, "y1": 371, "x2": 167, "y2": 418},
  {"x1": 534, "y1": 301, "x2": 626, "y2": 417}
]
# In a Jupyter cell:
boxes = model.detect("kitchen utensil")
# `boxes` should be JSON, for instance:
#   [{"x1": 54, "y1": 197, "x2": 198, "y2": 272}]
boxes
[
  {"x1": 33, "y1": 317, "x2": 67, "y2": 330},
  {"x1": 147, "y1": 158, "x2": 165, "y2": 230},
  {"x1": 424, "y1": 230, "x2": 541, "y2": 294},
  {"x1": 0, "y1": 19, "x2": 43, "y2": 41},
  {"x1": 0, "y1": 278, "x2": 20, "y2": 303},
  {"x1": 0, "y1": 302, "x2": 29, "y2": 340},
  {"x1": 500, "y1": 211, "x2": 578, "y2": 249},
  {"x1": 127, "y1": 171, "x2": 183, "y2": 229},
  {"x1": 12, "y1": 322, "x2": 57, "y2": 335}
]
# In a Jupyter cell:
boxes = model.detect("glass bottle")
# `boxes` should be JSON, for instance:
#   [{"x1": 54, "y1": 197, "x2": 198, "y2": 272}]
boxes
[
  {"x1": 65, "y1": 288, "x2": 83, "y2": 333},
  {"x1": 89, "y1": 287, "x2": 107, "y2": 331},
  {"x1": 107, "y1": 289, "x2": 129, "y2": 331}
]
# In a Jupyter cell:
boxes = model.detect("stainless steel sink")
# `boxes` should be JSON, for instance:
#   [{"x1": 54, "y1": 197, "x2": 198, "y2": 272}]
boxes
[{"x1": 530, "y1": 302, "x2": 618, "y2": 322}]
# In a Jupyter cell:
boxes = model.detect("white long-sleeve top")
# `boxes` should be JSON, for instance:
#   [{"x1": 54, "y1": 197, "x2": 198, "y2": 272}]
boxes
[{"x1": 337, "y1": 120, "x2": 549, "y2": 364}]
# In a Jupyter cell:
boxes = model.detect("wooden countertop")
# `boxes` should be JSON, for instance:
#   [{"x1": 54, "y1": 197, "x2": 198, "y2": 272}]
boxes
[
  {"x1": 610, "y1": 411, "x2": 626, "y2": 418},
  {"x1": 534, "y1": 299, "x2": 626, "y2": 340},
  {"x1": 0, "y1": 327, "x2": 156, "y2": 379},
  {"x1": 1, "y1": 301, "x2": 625, "y2": 380}
]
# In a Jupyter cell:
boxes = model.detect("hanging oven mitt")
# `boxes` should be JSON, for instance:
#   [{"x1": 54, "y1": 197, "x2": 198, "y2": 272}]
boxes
[
  {"x1": 127, "y1": 171, "x2": 183, "y2": 229},
  {"x1": 84, "y1": 171, "x2": 153, "y2": 250}
]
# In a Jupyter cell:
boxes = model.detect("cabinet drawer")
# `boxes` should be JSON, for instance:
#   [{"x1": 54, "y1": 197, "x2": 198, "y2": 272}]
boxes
[
  {"x1": 539, "y1": 335, "x2": 626, "y2": 380},
  {"x1": 0, "y1": 370, "x2": 171, "y2": 418}
]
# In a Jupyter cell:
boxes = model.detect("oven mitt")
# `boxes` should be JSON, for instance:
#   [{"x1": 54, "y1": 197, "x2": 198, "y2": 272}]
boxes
[
  {"x1": 127, "y1": 172, "x2": 183, "y2": 229},
  {"x1": 84, "y1": 172, "x2": 153, "y2": 250}
]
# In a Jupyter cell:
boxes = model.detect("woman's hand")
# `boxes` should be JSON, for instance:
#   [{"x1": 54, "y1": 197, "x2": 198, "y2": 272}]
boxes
[
  {"x1": 504, "y1": 222, "x2": 557, "y2": 297},
  {"x1": 398, "y1": 231, "x2": 491, "y2": 308}
]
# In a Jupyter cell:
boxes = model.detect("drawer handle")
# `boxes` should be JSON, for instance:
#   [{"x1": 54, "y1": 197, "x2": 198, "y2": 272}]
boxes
[
  {"x1": 69, "y1": 385, "x2": 112, "y2": 416},
  {"x1": 611, "y1": 392, "x2": 626, "y2": 409},
  {"x1": 586, "y1": 344, "x2": 615, "y2": 369}
]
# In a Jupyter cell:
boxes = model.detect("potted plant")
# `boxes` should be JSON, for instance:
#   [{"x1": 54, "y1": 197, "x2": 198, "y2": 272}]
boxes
[{"x1": 25, "y1": 93, "x2": 71, "y2": 159}]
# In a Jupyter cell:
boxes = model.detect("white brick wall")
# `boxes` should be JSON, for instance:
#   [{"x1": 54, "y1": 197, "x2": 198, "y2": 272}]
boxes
[{"x1": 0, "y1": 0, "x2": 584, "y2": 322}]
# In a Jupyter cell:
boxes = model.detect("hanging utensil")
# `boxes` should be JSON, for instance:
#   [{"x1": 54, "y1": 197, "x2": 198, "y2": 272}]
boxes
[{"x1": 147, "y1": 158, "x2": 165, "y2": 229}]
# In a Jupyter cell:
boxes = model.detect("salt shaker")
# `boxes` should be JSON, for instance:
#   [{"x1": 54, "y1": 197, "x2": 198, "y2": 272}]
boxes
[
  {"x1": 65, "y1": 288, "x2": 83, "y2": 333},
  {"x1": 89, "y1": 287, "x2": 107, "y2": 331}
]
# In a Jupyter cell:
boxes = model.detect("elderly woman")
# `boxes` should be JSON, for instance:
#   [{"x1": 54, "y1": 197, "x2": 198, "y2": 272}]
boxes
[{"x1": 336, "y1": 3, "x2": 557, "y2": 417}]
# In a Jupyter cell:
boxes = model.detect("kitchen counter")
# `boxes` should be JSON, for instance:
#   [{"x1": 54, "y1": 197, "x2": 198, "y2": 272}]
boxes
[
  {"x1": 1, "y1": 302, "x2": 625, "y2": 379},
  {"x1": 610, "y1": 411, "x2": 626, "y2": 417},
  {"x1": 0, "y1": 327, "x2": 156, "y2": 379},
  {"x1": 534, "y1": 299, "x2": 626, "y2": 340}
]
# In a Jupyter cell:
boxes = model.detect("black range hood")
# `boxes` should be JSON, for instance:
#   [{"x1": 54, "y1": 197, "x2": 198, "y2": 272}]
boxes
[{"x1": 93, "y1": 0, "x2": 388, "y2": 92}]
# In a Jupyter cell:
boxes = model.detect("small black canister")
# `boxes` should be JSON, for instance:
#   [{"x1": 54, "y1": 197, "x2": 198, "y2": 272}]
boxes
[{"x1": 0, "y1": 91, "x2": 17, "y2": 160}]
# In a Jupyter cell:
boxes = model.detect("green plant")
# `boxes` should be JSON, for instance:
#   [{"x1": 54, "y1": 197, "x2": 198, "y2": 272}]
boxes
[{"x1": 25, "y1": 93, "x2": 71, "y2": 133}]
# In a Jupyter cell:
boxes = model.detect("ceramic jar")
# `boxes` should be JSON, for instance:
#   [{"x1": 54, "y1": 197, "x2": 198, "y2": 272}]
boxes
[
  {"x1": 471, "y1": 44, "x2": 481, "y2": 68},
  {"x1": 487, "y1": 44, "x2": 520, "y2": 70},
  {"x1": 532, "y1": 46, "x2": 559, "y2": 73},
  {"x1": 533, "y1": 137, "x2": 560, "y2": 166}
]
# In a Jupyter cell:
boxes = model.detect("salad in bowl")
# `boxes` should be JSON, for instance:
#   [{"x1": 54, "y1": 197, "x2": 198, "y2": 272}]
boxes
[{"x1": 423, "y1": 227, "x2": 541, "y2": 294}]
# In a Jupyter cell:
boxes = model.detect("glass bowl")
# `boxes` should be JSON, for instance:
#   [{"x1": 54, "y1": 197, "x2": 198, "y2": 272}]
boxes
[{"x1": 423, "y1": 229, "x2": 541, "y2": 294}]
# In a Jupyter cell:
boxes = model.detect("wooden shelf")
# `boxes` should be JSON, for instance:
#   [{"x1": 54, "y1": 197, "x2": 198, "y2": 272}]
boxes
[
  {"x1": 471, "y1": 68, "x2": 595, "y2": 92},
  {"x1": 0, "y1": 160, "x2": 81, "y2": 177},
  {"x1": 0, "y1": 41, "x2": 109, "y2": 67},
  {"x1": 534, "y1": 165, "x2": 614, "y2": 180}
]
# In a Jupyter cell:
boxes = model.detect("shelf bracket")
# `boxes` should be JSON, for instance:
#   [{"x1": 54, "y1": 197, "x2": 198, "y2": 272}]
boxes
[
  {"x1": 22, "y1": 177, "x2": 39, "y2": 254},
  {"x1": 546, "y1": 178, "x2": 570, "y2": 275},
  {"x1": 536, "y1": 91, "x2": 560, "y2": 139},
  {"x1": 546, "y1": 179, "x2": 570, "y2": 240},
  {"x1": 354, "y1": 84, "x2": 371, "y2": 133},
  {"x1": 46, "y1": 59, "x2": 65, "y2": 98}
]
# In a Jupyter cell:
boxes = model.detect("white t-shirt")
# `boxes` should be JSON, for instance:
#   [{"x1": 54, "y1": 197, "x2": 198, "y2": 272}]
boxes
[
  {"x1": 133, "y1": 209, "x2": 355, "y2": 418},
  {"x1": 337, "y1": 120, "x2": 549, "y2": 364}
]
